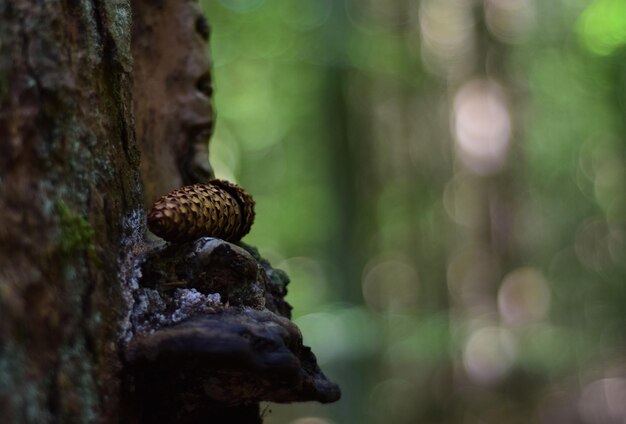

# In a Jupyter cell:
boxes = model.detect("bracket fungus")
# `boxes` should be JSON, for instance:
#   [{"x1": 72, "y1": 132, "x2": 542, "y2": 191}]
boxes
[
  {"x1": 124, "y1": 235, "x2": 340, "y2": 422},
  {"x1": 125, "y1": 310, "x2": 340, "y2": 422}
]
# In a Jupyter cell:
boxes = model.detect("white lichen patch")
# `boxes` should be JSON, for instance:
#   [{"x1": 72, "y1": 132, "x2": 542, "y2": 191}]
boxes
[
  {"x1": 118, "y1": 209, "x2": 147, "y2": 344},
  {"x1": 170, "y1": 289, "x2": 221, "y2": 323},
  {"x1": 130, "y1": 287, "x2": 222, "y2": 336}
]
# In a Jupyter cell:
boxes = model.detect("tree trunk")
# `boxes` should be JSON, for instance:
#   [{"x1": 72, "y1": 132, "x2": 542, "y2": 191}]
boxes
[
  {"x1": 0, "y1": 0, "x2": 141, "y2": 421},
  {"x1": 0, "y1": 1, "x2": 339, "y2": 422}
]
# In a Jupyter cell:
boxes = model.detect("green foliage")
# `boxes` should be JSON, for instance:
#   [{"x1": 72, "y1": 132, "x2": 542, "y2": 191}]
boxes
[{"x1": 202, "y1": 1, "x2": 626, "y2": 422}]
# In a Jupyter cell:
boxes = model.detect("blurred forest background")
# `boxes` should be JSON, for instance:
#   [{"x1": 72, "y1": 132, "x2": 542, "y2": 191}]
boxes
[{"x1": 200, "y1": 0, "x2": 626, "y2": 423}]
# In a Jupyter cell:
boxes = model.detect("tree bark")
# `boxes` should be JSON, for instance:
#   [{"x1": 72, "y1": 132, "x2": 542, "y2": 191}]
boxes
[
  {"x1": 131, "y1": 0, "x2": 215, "y2": 206},
  {"x1": 0, "y1": 1, "x2": 338, "y2": 422},
  {"x1": 0, "y1": 0, "x2": 140, "y2": 422}
]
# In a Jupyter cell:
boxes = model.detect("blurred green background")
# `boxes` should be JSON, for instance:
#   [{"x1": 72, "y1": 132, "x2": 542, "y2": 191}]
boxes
[{"x1": 199, "y1": 0, "x2": 626, "y2": 423}]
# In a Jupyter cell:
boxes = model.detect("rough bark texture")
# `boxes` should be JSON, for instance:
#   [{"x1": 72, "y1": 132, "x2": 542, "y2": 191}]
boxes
[
  {"x1": 0, "y1": 0, "x2": 338, "y2": 422},
  {"x1": 132, "y1": 0, "x2": 214, "y2": 206},
  {"x1": 0, "y1": 0, "x2": 141, "y2": 422}
]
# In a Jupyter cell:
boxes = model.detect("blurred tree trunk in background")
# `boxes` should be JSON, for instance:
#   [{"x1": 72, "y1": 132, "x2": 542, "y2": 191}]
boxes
[{"x1": 0, "y1": 0, "x2": 214, "y2": 421}]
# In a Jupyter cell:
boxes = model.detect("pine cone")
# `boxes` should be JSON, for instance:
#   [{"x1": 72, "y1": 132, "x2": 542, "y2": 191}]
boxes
[{"x1": 147, "y1": 179, "x2": 255, "y2": 243}]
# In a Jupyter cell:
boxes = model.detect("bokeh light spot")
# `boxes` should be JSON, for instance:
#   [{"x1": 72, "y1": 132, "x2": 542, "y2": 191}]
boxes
[
  {"x1": 498, "y1": 267, "x2": 550, "y2": 326},
  {"x1": 453, "y1": 79, "x2": 511, "y2": 175},
  {"x1": 575, "y1": 216, "x2": 620, "y2": 272},
  {"x1": 447, "y1": 246, "x2": 500, "y2": 310},
  {"x1": 485, "y1": 0, "x2": 535, "y2": 44},
  {"x1": 463, "y1": 326, "x2": 517, "y2": 385},
  {"x1": 442, "y1": 174, "x2": 483, "y2": 227},
  {"x1": 577, "y1": 0, "x2": 626, "y2": 56},
  {"x1": 362, "y1": 259, "x2": 419, "y2": 312},
  {"x1": 579, "y1": 378, "x2": 626, "y2": 423}
]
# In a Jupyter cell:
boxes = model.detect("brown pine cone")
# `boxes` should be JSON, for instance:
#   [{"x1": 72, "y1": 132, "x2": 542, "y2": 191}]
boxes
[{"x1": 147, "y1": 179, "x2": 255, "y2": 243}]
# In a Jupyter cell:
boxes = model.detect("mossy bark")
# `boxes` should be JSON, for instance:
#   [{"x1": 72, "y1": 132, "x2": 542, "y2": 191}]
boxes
[{"x1": 0, "y1": 0, "x2": 141, "y2": 422}]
